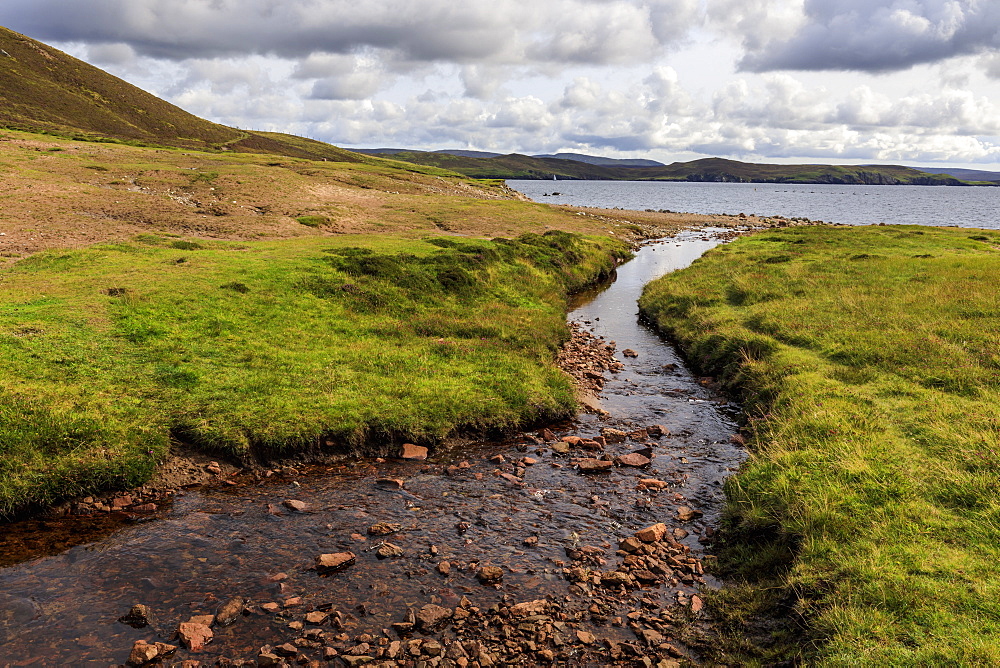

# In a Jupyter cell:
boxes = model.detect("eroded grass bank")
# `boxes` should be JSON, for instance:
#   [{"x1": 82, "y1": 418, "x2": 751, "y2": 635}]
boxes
[
  {"x1": 0, "y1": 230, "x2": 628, "y2": 517},
  {"x1": 640, "y1": 225, "x2": 1000, "y2": 664}
]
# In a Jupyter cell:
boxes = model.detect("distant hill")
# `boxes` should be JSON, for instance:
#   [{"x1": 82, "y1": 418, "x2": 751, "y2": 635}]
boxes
[
  {"x1": 533, "y1": 152, "x2": 664, "y2": 168},
  {"x1": 370, "y1": 152, "x2": 981, "y2": 186},
  {"x1": 915, "y1": 167, "x2": 1000, "y2": 183},
  {"x1": 0, "y1": 26, "x2": 374, "y2": 163}
]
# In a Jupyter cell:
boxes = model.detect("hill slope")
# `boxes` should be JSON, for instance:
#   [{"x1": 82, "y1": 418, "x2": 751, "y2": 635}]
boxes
[{"x1": 0, "y1": 26, "x2": 374, "y2": 163}]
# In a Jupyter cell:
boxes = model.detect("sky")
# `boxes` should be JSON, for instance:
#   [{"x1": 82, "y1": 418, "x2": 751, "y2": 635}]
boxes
[{"x1": 2, "y1": 0, "x2": 1000, "y2": 168}]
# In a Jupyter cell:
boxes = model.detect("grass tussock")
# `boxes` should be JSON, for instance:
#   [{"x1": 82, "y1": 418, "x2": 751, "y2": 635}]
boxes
[
  {"x1": 0, "y1": 231, "x2": 628, "y2": 517},
  {"x1": 638, "y1": 225, "x2": 1000, "y2": 664}
]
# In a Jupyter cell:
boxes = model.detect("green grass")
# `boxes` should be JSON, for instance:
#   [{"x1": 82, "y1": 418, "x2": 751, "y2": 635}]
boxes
[
  {"x1": 0, "y1": 231, "x2": 628, "y2": 517},
  {"x1": 638, "y1": 225, "x2": 1000, "y2": 664}
]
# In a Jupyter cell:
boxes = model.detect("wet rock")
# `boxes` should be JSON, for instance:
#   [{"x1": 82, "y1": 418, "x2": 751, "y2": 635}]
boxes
[
  {"x1": 437, "y1": 561, "x2": 452, "y2": 576},
  {"x1": 576, "y1": 630, "x2": 597, "y2": 645},
  {"x1": 635, "y1": 523, "x2": 668, "y2": 543},
  {"x1": 305, "y1": 610, "x2": 330, "y2": 626},
  {"x1": 376, "y1": 542, "x2": 404, "y2": 559},
  {"x1": 315, "y1": 552, "x2": 356, "y2": 572},
  {"x1": 274, "y1": 642, "x2": 299, "y2": 656},
  {"x1": 416, "y1": 604, "x2": 453, "y2": 631},
  {"x1": 540, "y1": 429, "x2": 556, "y2": 442},
  {"x1": 600, "y1": 428, "x2": 628, "y2": 443},
  {"x1": 676, "y1": 506, "x2": 703, "y2": 522},
  {"x1": 261, "y1": 602, "x2": 280, "y2": 613},
  {"x1": 561, "y1": 435, "x2": 583, "y2": 446},
  {"x1": 257, "y1": 652, "x2": 282, "y2": 667},
  {"x1": 523, "y1": 536, "x2": 539, "y2": 547},
  {"x1": 119, "y1": 604, "x2": 154, "y2": 629},
  {"x1": 375, "y1": 478, "x2": 405, "y2": 489},
  {"x1": 550, "y1": 442, "x2": 570, "y2": 455},
  {"x1": 619, "y1": 537, "x2": 643, "y2": 554},
  {"x1": 177, "y1": 622, "x2": 213, "y2": 652},
  {"x1": 131, "y1": 503, "x2": 158, "y2": 512},
  {"x1": 283, "y1": 597, "x2": 303, "y2": 608},
  {"x1": 400, "y1": 443, "x2": 428, "y2": 460},
  {"x1": 367, "y1": 521, "x2": 402, "y2": 536},
  {"x1": 206, "y1": 462, "x2": 222, "y2": 475},
  {"x1": 476, "y1": 565, "x2": 504, "y2": 584},
  {"x1": 126, "y1": 640, "x2": 159, "y2": 665},
  {"x1": 647, "y1": 424, "x2": 669, "y2": 437},
  {"x1": 214, "y1": 597, "x2": 245, "y2": 627},
  {"x1": 283, "y1": 499, "x2": 309, "y2": 512},
  {"x1": 622, "y1": 349, "x2": 638, "y2": 358},
  {"x1": 615, "y1": 453, "x2": 651, "y2": 468},
  {"x1": 341, "y1": 655, "x2": 374, "y2": 667},
  {"x1": 577, "y1": 458, "x2": 614, "y2": 473},
  {"x1": 509, "y1": 600, "x2": 548, "y2": 617},
  {"x1": 637, "y1": 478, "x2": 670, "y2": 490},
  {"x1": 520, "y1": 457, "x2": 537, "y2": 466},
  {"x1": 499, "y1": 472, "x2": 524, "y2": 486}
]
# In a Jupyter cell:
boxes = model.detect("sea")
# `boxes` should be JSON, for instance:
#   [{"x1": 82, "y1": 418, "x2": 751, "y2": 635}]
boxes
[{"x1": 506, "y1": 180, "x2": 1000, "y2": 229}]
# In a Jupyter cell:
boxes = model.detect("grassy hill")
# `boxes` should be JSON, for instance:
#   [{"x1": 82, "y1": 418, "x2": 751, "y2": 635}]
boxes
[{"x1": 375, "y1": 151, "x2": 977, "y2": 186}]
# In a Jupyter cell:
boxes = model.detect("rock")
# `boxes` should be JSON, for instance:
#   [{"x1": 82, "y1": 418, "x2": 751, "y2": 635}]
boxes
[
  {"x1": 375, "y1": 478, "x2": 405, "y2": 489},
  {"x1": 305, "y1": 611, "x2": 330, "y2": 625},
  {"x1": 367, "y1": 521, "x2": 402, "y2": 536},
  {"x1": 400, "y1": 443, "x2": 428, "y2": 460},
  {"x1": 635, "y1": 523, "x2": 668, "y2": 543},
  {"x1": 131, "y1": 503, "x2": 158, "y2": 512},
  {"x1": 627, "y1": 428, "x2": 649, "y2": 441},
  {"x1": 577, "y1": 458, "x2": 613, "y2": 473},
  {"x1": 177, "y1": 622, "x2": 213, "y2": 652},
  {"x1": 274, "y1": 642, "x2": 299, "y2": 656},
  {"x1": 646, "y1": 424, "x2": 669, "y2": 437},
  {"x1": 615, "y1": 453, "x2": 651, "y2": 468},
  {"x1": 283, "y1": 499, "x2": 309, "y2": 512},
  {"x1": 579, "y1": 439, "x2": 604, "y2": 451},
  {"x1": 561, "y1": 436, "x2": 583, "y2": 446},
  {"x1": 509, "y1": 600, "x2": 548, "y2": 617},
  {"x1": 437, "y1": 561, "x2": 451, "y2": 576},
  {"x1": 119, "y1": 604, "x2": 154, "y2": 629},
  {"x1": 341, "y1": 656, "x2": 374, "y2": 667},
  {"x1": 315, "y1": 552, "x2": 356, "y2": 572},
  {"x1": 600, "y1": 428, "x2": 628, "y2": 443},
  {"x1": 423, "y1": 639, "x2": 444, "y2": 657},
  {"x1": 619, "y1": 536, "x2": 643, "y2": 553},
  {"x1": 257, "y1": 653, "x2": 282, "y2": 667},
  {"x1": 376, "y1": 542, "x2": 404, "y2": 559},
  {"x1": 640, "y1": 628, "x2": 665, "y2": 646},
  {"x1": 126, "y1": 640, "x2": 159, "y2": 665},
  {"x1": 416, "y1": 604, "x2": 453, "y2": 631},
  {"x1": 676, "y1": 506, "x2": 702, "y2": 522},
  {"x1": 476, "y1": 565, "x2": 504, "y2": 584},
  {"x1": 520, "y1": 457, "x2": 537, "y2": 466},
  {"x1": 499, "y1": 472, "x2": 525, "y2": 486},
  {"x1": 576, "y1": 630, "x2": 597, "y2": 645},
  {"x1": 638, "y1": 478, "x2": 669, "y2": 489},
  {"x1": 622, "y1": 349, "x2": 638, "y2": 358},
  {"x1": 523, "y1": 536, "x2": 539, "y2": 547},
  {"x1": 540, "y1": 429, "x2": 556, "y2": 441},
  {"x1": 691, "y1": 595, "x2": 704, "y2": 613},
  {"x1": 261, "y1": 602, "x2": 280, "y2": 613},
  {"x1": 550, "y1": 442, "x2": 570, "y2": 455},
  {"x1": 214, "y1": 597, "x2": 245, "y2": 627},
  {"x1": 206, "y1": 462, "x2": 222, "y2": 475}
]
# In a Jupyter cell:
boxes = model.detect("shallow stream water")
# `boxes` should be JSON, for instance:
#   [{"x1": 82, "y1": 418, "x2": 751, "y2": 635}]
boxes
[{"x1": 0, "y1": 232, "x2": 745, "y2": 666}]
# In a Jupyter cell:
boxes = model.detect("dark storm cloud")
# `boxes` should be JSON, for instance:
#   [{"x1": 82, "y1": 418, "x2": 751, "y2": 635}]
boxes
[
  {"x1": 0, "y1": 0, "x2": 693, "y2": 66},
  {"x1": 739, "y1": 0, "x2": 1000, "y2": 73}
]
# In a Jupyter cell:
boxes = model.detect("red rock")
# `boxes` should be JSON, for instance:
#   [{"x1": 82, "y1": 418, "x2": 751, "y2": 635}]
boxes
[
  {"x1": 490, "y1": 454, "x2": 506, "y2": 463},
  {"x1": 638, "y1": 478, "x2": 669, "y2": 489},
  {"x1": 131, "y1": 503, "x2": 158, "y2": 512},
  {"x1": 367, "y1": 522, "x2": 402, "y2": 536},
  {"x1": 509, "y1": 600, "x2": 548, "y2": 617},
  {"x1": 177, "y1": 622, "x2": 213, "y2": 652},
  {"x1": 627, "y1": 428, "x2": 649, "y2": 441},
  {"x1": 112, "y1": 495, "x2": 132, "y2": 509},
  {"x1": 376, "y1": 542, "x2": 404, "y2": 559},
  {"x1": 576, "y1": 630, "x2": 596, "y2": 645},
  {"x1": 499, "y1": 472, "x2": 524, "y2": 486},
  {"x1": 523, "y1": 536, "x2": 539, "y2": 547},
  {"x1": 579, "y1": 439, "x2": 604, "y2": 451},
  {"x1": 282, "y1": 597, "x2": 303, "y2": 608},
  {"x1": 476, "y1": 565, "x2": 504, "y2": 583},
  {"x1": 261, "y1": 602, "x2": 280, "y2": 613},
  {"x1": 561, "y1": 436, "x2": 583, "y2": 446},
  {"x1": 187, "y1": 614, "x2": 214, "y2": 626},
  {"x1": 316, "y1": 552, "x2": 356, "y2": 572},
  {"x1": 305, "y1": 611, "x2": 329, "y2": 625},
  {"x1": 283, "y1": 499, "x2": 309, "y2": 512},
  {"x1": 600, "y1": 428, "x2": 627, "y2": 443},
  {"x1": 691, "y1": 595, "x2": 704, "y2": 613},
  {"x1": 520, "y1": 457, "x2": 537, "y2": 466},
  {"x1": 416, "y1": 604, "x2": 453, "y2": 630},
  {"x1": 577, "y1": 458, "x2": 613, "y2": 473},
  {"x1": 437, "y1": 561, "x2": 451, "y2": 576},
  {"x1": 540, "y1": 429, "x2": 556, "y2": 441},
  {"x1": 375, "y1": 478, "x2": 405, "y2": 489},
  {"x1": 400, "y1": 443, "x2": 428, "y2": 460},
  {"x1": 676, "y1": 506, "x2": 703, "y2": 522},
  {"x1": 615, "y1": 453, "x2": 651, "y2": 468},
  {"x1": 635, "y1": 523, "x2": 668, "y2": 543},
  {"x1": 127, "y1": 640, "x2": 159, "y2": 665},
  {"x1": 647, "y1": 424, "x2": 669, "y2": 437}
]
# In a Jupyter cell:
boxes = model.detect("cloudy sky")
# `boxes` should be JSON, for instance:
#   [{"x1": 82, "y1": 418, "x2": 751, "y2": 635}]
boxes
[{"x1": 3, "y1": 0, "x2": 1000, "y2": 168}]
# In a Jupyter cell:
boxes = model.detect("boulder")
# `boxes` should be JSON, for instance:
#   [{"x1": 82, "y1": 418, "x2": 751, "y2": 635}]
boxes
[
  {"x1": 177, "y1": 622, "x2": 213, "y2": 652},
  {"x1": 635, "y1": 523, "x2": 668, "y2": 543}
]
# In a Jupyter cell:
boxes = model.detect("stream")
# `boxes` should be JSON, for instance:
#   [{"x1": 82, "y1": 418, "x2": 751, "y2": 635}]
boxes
[{"x1": 0, "y1": 231, "x2": 746, "y2": 667}]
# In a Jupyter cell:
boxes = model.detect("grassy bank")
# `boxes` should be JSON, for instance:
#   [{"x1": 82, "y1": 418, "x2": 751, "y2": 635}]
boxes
[
  {"x1": 639, "y1": 225, "x2": 1000, "y2": 664},
  {"x1": 0, "y1": 230, "x2": 628, "y2": 517}
]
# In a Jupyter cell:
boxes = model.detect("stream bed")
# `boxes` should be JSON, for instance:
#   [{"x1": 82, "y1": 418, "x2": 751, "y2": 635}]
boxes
[{"x1": 0, "y1": 231, "x2": 746, "y2": 667}]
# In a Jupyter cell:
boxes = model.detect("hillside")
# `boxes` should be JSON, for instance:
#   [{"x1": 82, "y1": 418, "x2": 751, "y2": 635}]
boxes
[
  {"x1": 371, "y1": 151, "x2": 977, "y2": 185},
  {"x1": 0, "y1": 26, "x2": 381, "y2": 163}
]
